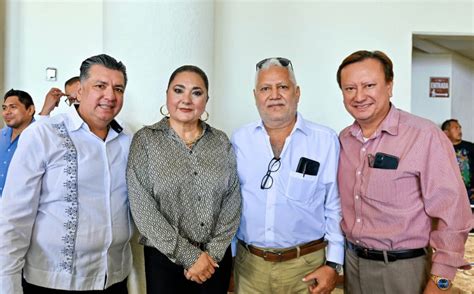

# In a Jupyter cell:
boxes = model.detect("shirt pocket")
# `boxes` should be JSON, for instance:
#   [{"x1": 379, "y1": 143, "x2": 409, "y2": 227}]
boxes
[
  {"x1": 365, "y1": 168, "x2": 409, "y2": 209},
  {"x1": 285, "y1": 171, "x2": 322, "y2": 204}
]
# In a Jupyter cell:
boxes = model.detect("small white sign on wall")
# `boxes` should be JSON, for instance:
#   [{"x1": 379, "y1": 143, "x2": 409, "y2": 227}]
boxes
[{"x1": 46, "y1": 67, "x2": 57, "y2": 81}]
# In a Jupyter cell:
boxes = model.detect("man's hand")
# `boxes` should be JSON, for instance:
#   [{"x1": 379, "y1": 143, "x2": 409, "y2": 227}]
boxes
[
  {"x1": 303, "y1": 265, "x2": 338, "y2": 294},
  {"x1": 423, "y1": 278, "x2": 452, "y2": 294},
  {"x1": 184, "y1": 252, "x2": 219, "y2": 284},
  {"x1": 39, "y1": 87, "x2": 64, "y2": 115}
]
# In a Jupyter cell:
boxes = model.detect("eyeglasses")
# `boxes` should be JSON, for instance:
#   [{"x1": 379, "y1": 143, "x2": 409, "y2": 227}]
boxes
[
  {"x1": 260, "y1": 157, "x2": 281, "y2": 189},
  {"x1": 64, "y1": 95, "x2": 78, "y2": 106},
  {"x1": 256, "y1": 57, "x2": 293, "y2": 71}
]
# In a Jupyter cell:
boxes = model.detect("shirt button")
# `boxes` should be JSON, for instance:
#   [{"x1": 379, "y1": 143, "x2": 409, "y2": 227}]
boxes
[
  {"x1": 355, "y1": 195, "x2": 359, "y2": 200},
  {"x1": 356, "y1": 171, "x2": 361, "y2": 175},
  {"x1": 3, "y1": 161, "x2": 6, "y2": 164},
  {"x1": 361, "y1": 148, "x2": 366, "y2": 152},
  {"x1": 7, "y1": 149, "x2": 10, "y2": 152},
  {"x1": 193, "y1": 171, "x2": 198, "y2": 176},
  {"x1": 356, "y1": 218, "x2": 361, "y2": 223},
  {"x1": 356, "y1": 240, "x2": 360, "y2": 244}
]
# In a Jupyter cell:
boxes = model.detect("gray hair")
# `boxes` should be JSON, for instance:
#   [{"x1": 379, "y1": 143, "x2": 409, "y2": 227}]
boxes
[
  {"x1": 255, "y1": 58, "x2": 297, "y2": 87},
  {"x1": 80, "y1": 54, "x2": 127, "y2": 87}
]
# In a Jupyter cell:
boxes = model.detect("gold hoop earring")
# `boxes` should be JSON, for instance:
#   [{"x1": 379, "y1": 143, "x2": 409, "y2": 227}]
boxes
[
  {"x1": 200, "y1": 111, "x2": 209, "y2": 122},
  {"x1": 160, "y1": 105, "x2": 169, "y2": 117}
]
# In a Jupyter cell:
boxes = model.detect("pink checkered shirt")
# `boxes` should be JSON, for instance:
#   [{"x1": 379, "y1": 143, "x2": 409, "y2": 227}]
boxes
[{"x1": 339, "y1": 105, "x2": 472, "y2": 279}]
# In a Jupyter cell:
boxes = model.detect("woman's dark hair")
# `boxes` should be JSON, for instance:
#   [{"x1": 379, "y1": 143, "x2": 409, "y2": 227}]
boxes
[{"x1": 167, "y1": 65, "x2": 209, "y2": 100}]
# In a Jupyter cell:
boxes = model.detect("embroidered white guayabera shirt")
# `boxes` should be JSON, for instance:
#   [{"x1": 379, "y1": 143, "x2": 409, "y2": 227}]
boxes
[{"x1": 0, "y1": 107, "x2": 133, "y2": 293}]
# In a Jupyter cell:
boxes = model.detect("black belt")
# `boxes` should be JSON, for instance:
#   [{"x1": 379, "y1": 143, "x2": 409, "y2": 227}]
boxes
[{"x1": 347, "y1": 241, "x2": 426, "y2": 262}]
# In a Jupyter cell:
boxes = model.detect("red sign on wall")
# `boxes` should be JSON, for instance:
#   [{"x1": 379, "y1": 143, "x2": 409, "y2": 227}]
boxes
[{"x1": 429, "y1": 77, "x2": 450, "y2": 98}]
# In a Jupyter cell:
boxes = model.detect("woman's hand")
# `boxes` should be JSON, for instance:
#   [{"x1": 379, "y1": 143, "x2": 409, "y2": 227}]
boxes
[{"x1": 184, "y1": 252, "x2": 219, "y2": 284}]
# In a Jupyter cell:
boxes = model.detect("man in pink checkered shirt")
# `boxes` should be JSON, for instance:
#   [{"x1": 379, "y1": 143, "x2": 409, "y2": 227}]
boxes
[{"x1": 337, "y1": 50, "x2": 471, "y2": 294}]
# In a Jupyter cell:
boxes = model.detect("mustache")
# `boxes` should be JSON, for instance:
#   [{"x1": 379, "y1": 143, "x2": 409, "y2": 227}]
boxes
[{"x1": 267, "y1": 102, "x2": 285, "y2": 107}]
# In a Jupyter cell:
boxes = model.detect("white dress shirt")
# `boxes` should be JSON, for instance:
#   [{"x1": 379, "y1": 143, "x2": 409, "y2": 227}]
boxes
[
  {"x1": 231, "y1": 112, "x2": 344, "y2": 264},
  {"x1": 0, "y1": 107, "x2": 133, "y2": 293}
]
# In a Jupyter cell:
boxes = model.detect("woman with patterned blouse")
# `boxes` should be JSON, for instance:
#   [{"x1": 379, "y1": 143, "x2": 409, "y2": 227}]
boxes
[{"x1": 127, "y1": 65, "x2": 241, "y2": 293}]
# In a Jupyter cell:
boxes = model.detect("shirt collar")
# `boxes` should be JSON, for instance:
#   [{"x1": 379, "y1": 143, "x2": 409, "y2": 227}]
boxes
[
  {"x1": 2, "y1": 126, "x2": 12, "y2": 137},
  {"x1": 254, "y1": 112, "x2": 309, "y2": 136},
  {"x1": 348, "y1": 104, "x2": 399, "y2": 139},
  {"x1": 66, "y1": 105, "x2": 123, "y2": 134}
]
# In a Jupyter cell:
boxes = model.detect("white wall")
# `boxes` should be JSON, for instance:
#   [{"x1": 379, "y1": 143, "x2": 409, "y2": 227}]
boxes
[
  {"x1": 213, "y1": 1, "x2": 474, "y2": 134},
  {"x1": 102, "y1": 0, "x2": 215, "y2": 131},
  {"x1": 4, "y1": 0, "x2": 215, "y2": 133},
  {"x1": 5, "y1": 0, "x2": 104, "y2": 115},
  {"x1": 411, "y1": 52, "x2": 452, "y2": 126},
  {"x1": 4, "y1": 1, "x2": 474, "y2": 135},
  {"x1": 452, "y1": 54, "x2": 474, "y2": 142},
  {"x1": 411, "y1": 52, "x2": 474, "y2": 142}
]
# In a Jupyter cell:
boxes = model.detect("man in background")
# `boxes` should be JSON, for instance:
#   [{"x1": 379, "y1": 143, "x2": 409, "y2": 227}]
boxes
[
  {"x1": 39, "y1": 76, "x2": 81, "y2": 116},
  {"x1": 442, "y1": 119, "x2": 474, "y2": 204},
  {"x1": 0, "y1": 89, "x2": 35, "y2": 196}
]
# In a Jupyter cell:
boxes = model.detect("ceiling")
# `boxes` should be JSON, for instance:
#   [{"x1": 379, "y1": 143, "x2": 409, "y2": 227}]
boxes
[{"x1": 413, "y1": 35, "x2": 474, "y2": 61}]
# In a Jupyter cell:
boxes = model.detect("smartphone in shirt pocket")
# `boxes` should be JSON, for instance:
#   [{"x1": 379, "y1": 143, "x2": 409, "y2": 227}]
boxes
[
  {"x1": 296, "y1": 157, "x2": 320, "y2": 176},
  {"x1": 286, "y1": 157, "x2": 321, "y2": 204},
  {"x1": 368, "y1": 152, "x2": 399, "y2": 170}
]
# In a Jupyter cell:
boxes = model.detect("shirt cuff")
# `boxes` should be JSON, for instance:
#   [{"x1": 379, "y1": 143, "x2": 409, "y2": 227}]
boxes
[
  {"x1": 175, "y1": 238, "x2": 203, "y2": 269},
  {"x1": 325, "y1": 240, "x2": 344, "y2": 265},
  {"x1": 431, "y1": 262, "x2": 461, "y2": 280}
]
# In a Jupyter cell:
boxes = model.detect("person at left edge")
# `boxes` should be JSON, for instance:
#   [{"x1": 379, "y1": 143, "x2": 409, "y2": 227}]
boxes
[
  {"x1": 0, "y1": 54, "x2": 132, "y2": 293},
  {"x1": 0, "y1": 85, "x2": 79, "y2": 197},
  {"x1": 127, "y1": 65, "x2": 241, "y2": 293},
  {"x1": 0, "y1": 89, "x2": 35, "y2": 197}
]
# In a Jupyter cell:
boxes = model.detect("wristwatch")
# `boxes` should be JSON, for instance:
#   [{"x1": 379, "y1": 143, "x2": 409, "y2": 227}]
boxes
[
  {"x1": 430, "y1": 275, "x2": 451, "y2": 291},
  {"x1": 325, "y1": 261, "x2": 343, "y2": 274}
]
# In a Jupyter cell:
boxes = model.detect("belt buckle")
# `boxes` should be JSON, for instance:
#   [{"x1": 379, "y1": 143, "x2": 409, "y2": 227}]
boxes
[
  {"x1": 386, "y1": 252, "x2": 397, "y2": 262},
  {"x1": 263, "y1": 250, "x2": 283, "y2": 262},
  {"x1": 275, "y1": 251, "x2": 283, "y2": 262}
]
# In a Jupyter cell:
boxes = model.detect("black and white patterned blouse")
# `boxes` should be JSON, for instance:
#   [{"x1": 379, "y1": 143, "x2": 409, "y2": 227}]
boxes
[{"x1": 127, "y1": 117, "x2": 241, "y2": 268}]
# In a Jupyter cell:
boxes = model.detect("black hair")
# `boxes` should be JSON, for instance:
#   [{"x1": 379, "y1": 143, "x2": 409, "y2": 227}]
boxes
[
  {"x1": 4, "y1": 89, "x2": 34, "y2": 109},
  {"x1": 441, "y1": 119, "x2": 459, "y2": 131},
  {"x1": 64, "y1": 76, "x2": 80, "y2": 87},
  {"x1": 80, "y1": 54, "x2": 127, "y2": 87}
]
